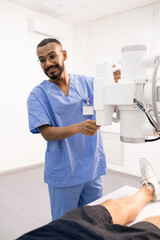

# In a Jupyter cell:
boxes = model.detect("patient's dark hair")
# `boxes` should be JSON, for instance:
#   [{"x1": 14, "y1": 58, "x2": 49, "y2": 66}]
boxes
[{"x1": 37, "y1": 38, "x2": 62, "y2": 48}]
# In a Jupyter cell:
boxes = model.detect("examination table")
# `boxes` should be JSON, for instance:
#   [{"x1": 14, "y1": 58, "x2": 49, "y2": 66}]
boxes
[{"x1": 16, "y1": 185, "x2": 160, "y2": 239}]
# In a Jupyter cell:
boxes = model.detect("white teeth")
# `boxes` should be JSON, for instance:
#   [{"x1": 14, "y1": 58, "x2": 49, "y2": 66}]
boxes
[{"x1": 47, "y1": 65, "x2": 57, "y2": 72}]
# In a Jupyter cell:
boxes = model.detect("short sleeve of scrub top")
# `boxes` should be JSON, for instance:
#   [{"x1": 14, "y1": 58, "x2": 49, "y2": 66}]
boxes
[{"x1": 27, "y1": 92, "x2": 52, "y2": 134}]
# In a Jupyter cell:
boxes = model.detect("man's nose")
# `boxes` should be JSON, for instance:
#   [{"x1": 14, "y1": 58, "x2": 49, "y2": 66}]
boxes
[{"x1": 45, "y1": 58, "x2": 53, "y2": 67}]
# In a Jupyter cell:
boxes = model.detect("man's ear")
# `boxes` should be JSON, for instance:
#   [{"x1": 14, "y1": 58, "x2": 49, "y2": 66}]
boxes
[{"x1": 62, "y1": 50, "x2": 67, "y2": 61}]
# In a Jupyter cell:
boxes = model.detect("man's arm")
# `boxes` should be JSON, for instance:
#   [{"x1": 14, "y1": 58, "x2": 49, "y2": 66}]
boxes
[{"x1": 39, "y1": 119, "x2": 100, "y2": 141}]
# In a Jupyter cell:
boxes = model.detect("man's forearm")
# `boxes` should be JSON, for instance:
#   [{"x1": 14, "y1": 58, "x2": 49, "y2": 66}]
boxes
[
  {"x1": 39, "y1": 119, "x2": 100, "y2": 141},
  {"x1": 39, "y1": 124, "x2": 79, "y2": 141}
]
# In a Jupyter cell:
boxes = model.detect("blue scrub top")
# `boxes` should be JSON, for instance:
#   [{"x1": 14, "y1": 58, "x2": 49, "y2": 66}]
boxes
[{"x1": 27, "y1": 74, "x2": 107, "y2": 187}]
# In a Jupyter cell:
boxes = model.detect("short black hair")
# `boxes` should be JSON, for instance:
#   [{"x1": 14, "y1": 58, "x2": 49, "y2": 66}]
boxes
[{"x1": 37, "y1": 38, "x2": 62, "y2": 48}]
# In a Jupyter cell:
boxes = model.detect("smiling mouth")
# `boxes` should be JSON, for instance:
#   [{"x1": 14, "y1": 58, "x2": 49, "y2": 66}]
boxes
[{"x1": 47, "y1": 65, "x2": 57, "y2": 74}]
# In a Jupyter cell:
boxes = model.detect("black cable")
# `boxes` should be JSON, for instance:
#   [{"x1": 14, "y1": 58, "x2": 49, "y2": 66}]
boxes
[
  {"x1": 132, "y1": 99, "x2": 160, "y2": 142},
  {"x1": 134, "y1": 99, "x2": 160, "y2": 131},
  {"x1": 145, "y1": 136, "x2": 160, "y2": 142},
  {"x1": 145, "y1": 112, "x2": 159, "y2": 129}
]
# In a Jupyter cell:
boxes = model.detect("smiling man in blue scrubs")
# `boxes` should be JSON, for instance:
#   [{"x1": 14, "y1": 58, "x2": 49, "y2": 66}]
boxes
[{"x1": 27, "y1": 38, "x2": 106, "y2": 221}]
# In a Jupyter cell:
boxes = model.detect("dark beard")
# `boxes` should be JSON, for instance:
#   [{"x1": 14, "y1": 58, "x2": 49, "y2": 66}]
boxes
[{"x1": 45, "y1": 63, "x2": 64, "y2": 79}]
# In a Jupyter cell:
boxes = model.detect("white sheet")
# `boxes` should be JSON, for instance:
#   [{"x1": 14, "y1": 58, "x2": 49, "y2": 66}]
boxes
[{"x1": 89, "y1": 185, "x2": 160, "y2": 226}]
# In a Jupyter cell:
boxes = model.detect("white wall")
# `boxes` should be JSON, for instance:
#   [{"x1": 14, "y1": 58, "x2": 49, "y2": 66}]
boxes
[
  {"x1": 75, "y1": 3, "x2": 160, "y2": 75},
  {"x1": 0, "y1": 0, "x2": 75, "y2": 172},
  {"x1": 74, "y1": 2, "x2": 160, "y2": 179}
]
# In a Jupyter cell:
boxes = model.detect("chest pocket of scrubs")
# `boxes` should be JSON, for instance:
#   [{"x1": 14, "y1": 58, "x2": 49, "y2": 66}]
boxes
[{"x1": 45, "y1": 150, "x2": 65, "y2": 181}]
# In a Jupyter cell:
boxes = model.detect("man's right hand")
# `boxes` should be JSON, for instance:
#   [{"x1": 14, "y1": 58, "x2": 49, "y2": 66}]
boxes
[{"x1": 77, "y1": 119, "x2": 100, "y2": 136}]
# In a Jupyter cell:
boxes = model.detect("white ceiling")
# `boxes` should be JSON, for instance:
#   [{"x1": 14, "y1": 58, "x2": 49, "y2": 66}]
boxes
[{"x1": 6, "y1": 0, "x2": 160, "y2": 24}]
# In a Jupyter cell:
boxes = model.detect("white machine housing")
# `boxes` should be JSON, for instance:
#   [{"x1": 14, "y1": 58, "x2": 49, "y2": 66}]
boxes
[{"x1": 94, "y1": 44, "x2": 159, "y2": 143}]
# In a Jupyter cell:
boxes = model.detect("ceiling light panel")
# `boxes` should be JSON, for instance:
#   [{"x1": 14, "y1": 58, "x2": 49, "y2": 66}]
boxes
[
  {"x1": 40, "y1": 0, "x2": 84, "y2": 15},
  {"x1": 31, "y1": 4, "x2": 61, "y2": 18}
]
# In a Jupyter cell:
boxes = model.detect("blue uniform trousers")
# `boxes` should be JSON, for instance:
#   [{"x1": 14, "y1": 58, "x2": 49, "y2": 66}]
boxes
[{"x1": 48, "y1": 176, "x2": 103, "y2": 221}]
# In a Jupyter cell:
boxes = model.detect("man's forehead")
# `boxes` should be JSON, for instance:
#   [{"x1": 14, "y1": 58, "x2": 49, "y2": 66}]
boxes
[{"x1": 37, "y1": 42, "x2": 61, "y2": 56}]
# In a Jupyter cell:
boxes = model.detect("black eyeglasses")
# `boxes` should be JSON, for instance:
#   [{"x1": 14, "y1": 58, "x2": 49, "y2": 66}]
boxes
[{"x1": 37, "y1": 51, "x2": 62, "y2": 65}]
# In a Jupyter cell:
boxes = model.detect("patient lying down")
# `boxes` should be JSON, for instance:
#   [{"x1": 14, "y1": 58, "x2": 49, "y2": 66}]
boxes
[{"x1": 17, "y1": 158, "x2": 160, "y2": 240}]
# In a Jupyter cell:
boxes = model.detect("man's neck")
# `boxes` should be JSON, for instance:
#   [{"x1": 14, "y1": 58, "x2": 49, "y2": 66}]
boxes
[
  {"x1": 49, "y1": 71, "x2": 70, "y2": 96},
  {"x1": 49, "y1": 70, "x2": 69, "y2": 86}
]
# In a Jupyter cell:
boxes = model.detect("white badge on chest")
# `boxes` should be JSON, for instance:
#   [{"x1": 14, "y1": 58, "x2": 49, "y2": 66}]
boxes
[{"x1": 83, "y1": 98, "x2": 94, "y2": 115}]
